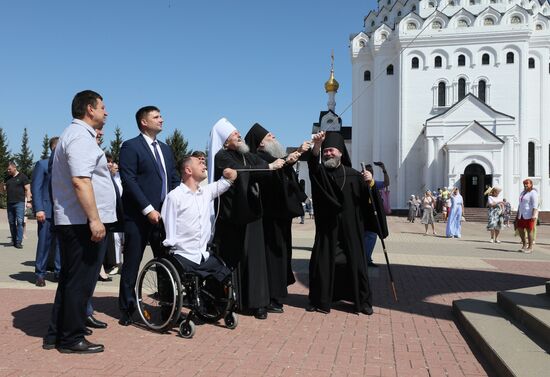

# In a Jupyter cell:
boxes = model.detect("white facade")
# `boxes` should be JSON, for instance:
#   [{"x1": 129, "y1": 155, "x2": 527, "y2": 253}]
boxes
[{"x1": 350, "y1": 0, "x2": 550, "y2": 210}]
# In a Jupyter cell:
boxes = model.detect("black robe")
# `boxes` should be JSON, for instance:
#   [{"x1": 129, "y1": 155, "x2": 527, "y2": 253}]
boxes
[
  {"x1": 213, "y1": 149, "x2": 270, "y2": 310},
  {"x1": 308, "y1": 155, "x2": 373, "y2": 312},
  {"x1": 256, "y1": 150, "x2": 306, "y2": 300}
]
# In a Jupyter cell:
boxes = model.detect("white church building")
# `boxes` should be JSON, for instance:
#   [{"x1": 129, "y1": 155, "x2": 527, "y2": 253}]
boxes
[{"x1": 349, "y1": 0, "x2": 550, "y2": 211}]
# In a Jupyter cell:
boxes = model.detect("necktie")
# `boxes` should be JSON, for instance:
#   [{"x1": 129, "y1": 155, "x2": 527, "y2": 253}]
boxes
[{"x1": 152, "y1": 141, "x2": 167, "y2": 201}]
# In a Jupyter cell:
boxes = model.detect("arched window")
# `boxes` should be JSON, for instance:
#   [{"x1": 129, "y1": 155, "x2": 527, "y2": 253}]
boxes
[
  {"x1": 386, "y1": 64, "x2": 394, "y2": 75},
  {"x1": 398, "y1": 11, "x2": 402, "y2": 16},
  {"x1": 511, "y1": 16, "x2": 521, "y2": 24},
  {"x1": 458, "y1": 78, "x2": 466, "y2": 100},
  {"x1": 484, "y1": 18, "x2": 495, "y2": 26},
  {"x1": 384, "y1": 16, "x2": 388, "y2": 22},
  {"x1": 438, "y1": 82, "x2": 446, "y2": 106},
  {"x1": 364, "y1": 70, "x2": 371, "y2": 81},
  {"x1": 371, "y1": 21, "x2": 375, "y2": 27},
  {"x1": 432, "y1": 21, "x2": 442, "y2": 29},
  {"x1": 412, "y1": 5, "x2": 417, "y2": 11},
  {"x1": 482, "y1": 53, "x2": 490, "y2": 65},
  {"x1": 506, "y1": 52, "x2": 514, "y2": 64},
  {"x1": 407, "y1": 22, "x2": 418, "y2": 30},
  {"x1": 412, "y1": 57, "x2": 419, "y2": 69},
  {"x1": 458, "y1": 54, "x2": 466, "y2": 66},
  {"x1": 434, "y1": 56, "x2": 442, "y2": 68},
  {"x1": 529, "y1": 57, "x2": 535, "y2": 69},
  {"x1": 478, "y1": 80, "x2": 487, "y2": 103},
  {"x1": 528, "y1": 141, "x2": 535, "y2": 176}
]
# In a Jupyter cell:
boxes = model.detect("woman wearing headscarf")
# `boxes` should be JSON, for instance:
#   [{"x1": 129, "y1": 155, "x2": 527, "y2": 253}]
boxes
[
  {"x1": 446, "y1": 187, "x2": 464, "y2": 238},
  {"x1": 407, "y1": 195, "x2": 417, "y2": 223}
]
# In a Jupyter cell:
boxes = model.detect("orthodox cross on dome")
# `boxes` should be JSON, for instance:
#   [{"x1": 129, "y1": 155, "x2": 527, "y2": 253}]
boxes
[{"x1": 324, "y1": 51, "x2": 339, "y2": 112}]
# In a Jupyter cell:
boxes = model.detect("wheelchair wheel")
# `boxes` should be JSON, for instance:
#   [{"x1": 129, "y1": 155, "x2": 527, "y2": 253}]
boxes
[
  {"x1": 136, "y1": 258, "x2": 182, "y2": 332},
  {"x1": 193, "y1": 276, "x2": 234, "y2": 324},
  {"x1": 224, "y1": 312, "x2": 238, "y2": 330},
  {"x1": 179, "y1": 320, "x2": 196, "y2": 338}
]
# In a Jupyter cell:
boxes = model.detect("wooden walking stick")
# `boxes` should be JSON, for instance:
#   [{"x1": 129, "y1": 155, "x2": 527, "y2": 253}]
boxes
[{"x1": 361, "y1": 162, "x2": 398, "y2": 302}]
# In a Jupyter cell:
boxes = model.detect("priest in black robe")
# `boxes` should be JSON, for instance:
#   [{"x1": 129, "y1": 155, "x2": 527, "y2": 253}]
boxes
[
  {"x1": 307, "y1": 131, "x2": 374, "y2": 315},
  {"x1": 244, "y1": 123, "x2": 309, "y2": 313},
  {"x1": 209, "y1": 118, "x2": 285, "y2": 320}
]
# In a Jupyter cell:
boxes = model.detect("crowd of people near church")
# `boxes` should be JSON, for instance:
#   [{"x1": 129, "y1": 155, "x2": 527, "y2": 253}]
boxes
[
  {"x1": 16, "y1": 90, "x2": 386, "y2": 354},
  {"x1": 405, "y1": 182, "x2": 539, "y2": 250}
]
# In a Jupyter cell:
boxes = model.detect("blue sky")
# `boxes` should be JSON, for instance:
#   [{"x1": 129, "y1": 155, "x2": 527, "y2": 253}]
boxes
[{"x1": 0, "y1": 0, "x2": 377, "y2": 158}]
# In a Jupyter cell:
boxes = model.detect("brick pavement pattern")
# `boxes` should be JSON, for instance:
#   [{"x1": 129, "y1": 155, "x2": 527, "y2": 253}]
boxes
[{"x1": 0, "y1": 210, "x2": 549, "y2": 376}]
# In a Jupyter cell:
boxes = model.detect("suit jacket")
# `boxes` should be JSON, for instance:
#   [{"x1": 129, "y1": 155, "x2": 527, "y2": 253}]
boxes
[
  {"x1": 31, "y1": 159, "x2": 53, "y2": 219},
  {"x1": 119, "y1": 134, "x2": 180, "y2": 221}
]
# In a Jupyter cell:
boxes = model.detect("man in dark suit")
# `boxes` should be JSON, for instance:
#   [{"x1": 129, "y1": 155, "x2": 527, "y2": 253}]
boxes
[
  {"x1": 31, "y1": 137, "x2": 60, "y2": 287},
  {"x1": 118, "y1": 106, "x2": 180, "y2": 325}
]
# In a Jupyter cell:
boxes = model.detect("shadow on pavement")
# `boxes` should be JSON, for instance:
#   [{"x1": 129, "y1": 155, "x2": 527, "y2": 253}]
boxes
[
  {"x1": 293, "y1": 263, "x2": 549, "y2": 318},
  {"x1": 12, "y1": 296, "x2": 120, "y2": 338},
  {"x1": 9, "y1": 271, "x2": 36, "y2": 283}
]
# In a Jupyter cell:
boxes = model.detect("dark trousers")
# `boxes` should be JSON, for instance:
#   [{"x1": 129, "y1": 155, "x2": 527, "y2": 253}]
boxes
[
  {"x1": 35, "y1": 218, "x2": 60, "y2": 278},
  {"x1": 174, "y1": 254, "x2": 231, "y2": 283},
  {"x1": 45, "y1": 225, "x2": 107, "y2": 347},
  {"x1": 118, "y1": 219, "x2": 163, "y2": 315}
]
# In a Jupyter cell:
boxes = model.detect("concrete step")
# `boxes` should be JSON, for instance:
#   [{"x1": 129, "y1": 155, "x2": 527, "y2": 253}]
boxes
[
  {"x1": 498, "y1": 286, "x2": 550, "y2": 349},
  {"x1": 453, "y1": 296, "x2": 550, "y2": 377}
]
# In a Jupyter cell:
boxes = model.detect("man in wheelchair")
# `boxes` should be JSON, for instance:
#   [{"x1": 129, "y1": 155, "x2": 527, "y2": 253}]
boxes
[{"x1": 160, "y1": 155, "x2": 237, "y2": 283}]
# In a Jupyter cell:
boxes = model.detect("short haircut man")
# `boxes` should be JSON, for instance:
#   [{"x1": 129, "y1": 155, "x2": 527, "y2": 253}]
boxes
[
  {"x1": 5, "y1": 159, "x2": 31, "y2": 249},
  {"x1": 118, "y1": 105, "x2": 180, "y2": 326},
  {"x1": 44, "y1": 90, "x2": 116, "y2": 353}
]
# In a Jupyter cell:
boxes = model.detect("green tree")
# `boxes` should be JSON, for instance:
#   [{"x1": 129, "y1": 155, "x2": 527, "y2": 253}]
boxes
[
  {"x1": 165, "y1": 129, "x2": 191, "y2": 164},
  {"x1": 0, "y1": 128, "x2": 11, "y2": 205},
  {"x1": 15, "y1": 128, "x2": 34, "y2": 178},
  {"x1": 109, "y1": 126, "x2": 123, "y2": 162},
  {"x1": 40, "y1": 134, "x2": 50, "y2": 160}
]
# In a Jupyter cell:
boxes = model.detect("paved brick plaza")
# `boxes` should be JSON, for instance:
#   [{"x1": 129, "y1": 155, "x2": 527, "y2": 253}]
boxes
[{"x1": 1, "y1": 211, "x2": 549, "y2": 377}]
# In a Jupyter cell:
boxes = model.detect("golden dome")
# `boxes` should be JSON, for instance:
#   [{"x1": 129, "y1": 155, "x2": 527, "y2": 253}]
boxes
[{"x1": 324, "y1": 70, "x2": 339, "y2": 93}]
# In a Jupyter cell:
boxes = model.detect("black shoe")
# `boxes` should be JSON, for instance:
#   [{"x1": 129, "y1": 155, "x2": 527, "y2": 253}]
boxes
[
  {"x1": 367, "y1": 262, "x2": 378, "y2": 268},
  {"x1": 118, "y1": 312, "x2": 133, "y2": 326},
  {"x1": 42, "y1": 337, "x2": 56, "y2": 350},
  {"x1": 58, "y1": 339, "x2": 104, "y2": 354},
  {"x1": 305, "y1": 304, "x2": 317, "y2": 312},
  {"x1": 84, "y1": 328, "x2": 93, "y2": 336},
  {"x1": 85, "y1": 315, "x2": 107, "y2": 329},
  {"x1": 52, "y1": 274, "x2": 60, "y2": 282},
  {"x1": 361, "y1": 304, "x2": 374, "y2": 316},
  {"x1": 35, "y1": 277, "x2": 46, "y2": 287},
  {"x1": 14, "y1": 243, "x2": 23, "y2": 249},
  {"x1": 98, "y1": 275, "x2": 112, "y2": 282},
  {"x1": 266, "y1": 303, "x2": 284, "y2": 313},
  {"x1": 253, "y1": 307, "x2": 268, "y2": 320}
]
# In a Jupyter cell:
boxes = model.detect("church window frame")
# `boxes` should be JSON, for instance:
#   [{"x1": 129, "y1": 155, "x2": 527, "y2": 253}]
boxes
[
  {"x1": 364, "y1": 70, "x2": 371, "y2": 81},
  {"x1": 434, "y1": 56, "x2": 443, "y2": 68},
  {"x1": 432, "y1": 20, "x2": 443, "y2": 29},
  {"x1": 380, "y1": 32, "x2": 388, "y2": 41},
  {"x1": 529, "y1": 57, "x2": 535, "y2": 69},
  {"x1": 449, "y1": 0, "x2": 455, "y2": 5},
  {"x1": 535, "y1": 23, "x2": 543, "y2": 31},
  {"x1": 506, "y1": 51, "x2": 515, "y2": 64},
  {"x1": 407, "y1": 22, "x2": 418, "y2": 30},
  {"x1": 457, "y1": 19, "x2": 469, "y2": 28},
  {"x1": 384, "y1": 16, "x2": 388, "y2": 22},
  {"x1": 412, "y1": 5, "x2": 417, "y2": 11},
  {"x1": 428, "y1": 1, "x2": 435, "y2": 8},
  {"x1": 398, "y1": 11, "x2": 402, "y2": 16},
  {"x1": 510, "y1": 15, "x2": 522, "y2": 24},
  {"x1": 458, "y1": 54, "x2": 466, "y2": 66},
  {"x1": 478, "y1": 80, "x2": 487, "y2": 103},
  {"x1": 528, "y1": 141, "x2": 535, "y2": 177},
  {"x1": 371, "y1": 21, "x2": 375, "y2": 27},
  {"x1": 482, "y1": 53, "x2": 490, "y2": 65},
  {"x1": 411, "y1": 57, "x2": 420, "y2": 69},
  {"x1": 386, "y1": 64, "x2": 394, "y2": 75},
  {"x1": 437, "y1": 81, "x2": 447, "y2": 107},
  {"x1": 458, "y1": 78, "x2": 467, "y2": 101},
  {"x1": 484, "y1": 17, "x2": 495, "y2": 26}
]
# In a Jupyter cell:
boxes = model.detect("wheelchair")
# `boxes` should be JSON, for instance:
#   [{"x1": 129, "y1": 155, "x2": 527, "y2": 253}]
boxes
[{"x1": 135, "y1": 251, "x2": 238, "y2": 338}]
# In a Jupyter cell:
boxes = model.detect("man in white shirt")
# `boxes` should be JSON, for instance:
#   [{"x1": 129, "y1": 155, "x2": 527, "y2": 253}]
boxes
[
  {"x1": 161, "y1": 155, "x2": 237, "y2": 281},
  {"x1": 516, "y1": 178, "x2": 539, "y2": 253}
]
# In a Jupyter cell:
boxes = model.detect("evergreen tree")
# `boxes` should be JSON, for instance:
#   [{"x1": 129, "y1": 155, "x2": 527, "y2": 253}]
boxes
[
  {"x1": 40, "y1": 134, "x2": 50, "y2": 160},
  {"x1": 0, "y1": 128, "x2": 11, "y2": 181},
  {"x1": 109, "y1": 126, "x2": 123, "y2": 162},
  {"x1": 165, "y1": 129, "x2": 190, "y2": 164},
  {"x1": 15, "y1": 128, "x2": 34, "y2": 178}
]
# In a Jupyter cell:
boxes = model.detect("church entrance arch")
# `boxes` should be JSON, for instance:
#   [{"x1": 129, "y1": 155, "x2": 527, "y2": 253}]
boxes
[{"x1": 461, "y1": 163, "x2": 492, "y2": 207}]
